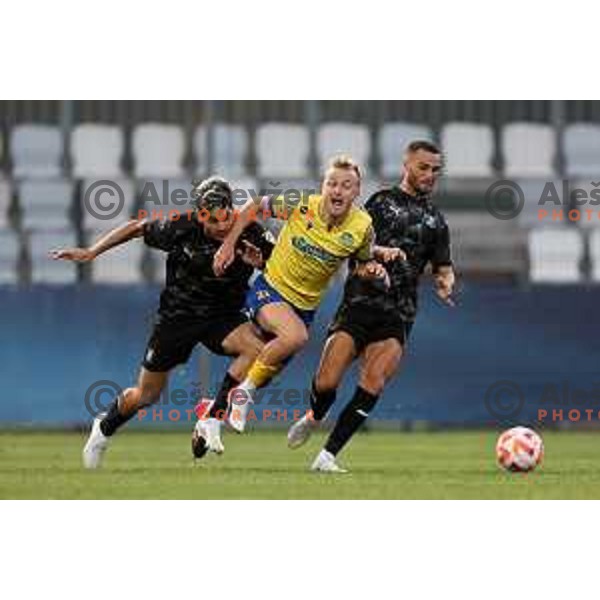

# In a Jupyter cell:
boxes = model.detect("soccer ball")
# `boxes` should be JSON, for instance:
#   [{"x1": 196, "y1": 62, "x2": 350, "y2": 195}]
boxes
[{"x1": 496, "y1": 426, "x2": 544, "y2": 472}]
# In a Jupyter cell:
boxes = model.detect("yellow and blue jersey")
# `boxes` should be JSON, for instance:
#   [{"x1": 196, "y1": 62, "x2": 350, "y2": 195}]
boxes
[{"x1": 262, "y1": 194, "x2": 373, "y2": 310}]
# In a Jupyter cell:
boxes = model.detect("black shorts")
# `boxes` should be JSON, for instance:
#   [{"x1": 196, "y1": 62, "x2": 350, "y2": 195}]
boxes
[
  {"x1": 327, "y1": 304, "x2": 413, "y2": 354},
  {"x1": 142, "y1": 312, "x2": 248, "y2": 372}
]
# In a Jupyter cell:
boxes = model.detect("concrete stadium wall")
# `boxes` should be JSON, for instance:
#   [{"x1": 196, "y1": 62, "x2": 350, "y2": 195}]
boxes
[{"x1": 1, "y1": 281, "x2": 598, "y2": 426}]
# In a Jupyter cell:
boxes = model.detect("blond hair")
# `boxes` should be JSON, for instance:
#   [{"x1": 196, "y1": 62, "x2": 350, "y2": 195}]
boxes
[{"x1": 326, "y1": 154, "x2": 362, "y2": 180}]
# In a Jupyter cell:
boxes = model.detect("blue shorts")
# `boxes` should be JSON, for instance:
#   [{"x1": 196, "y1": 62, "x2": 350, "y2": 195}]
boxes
[{"x1": 245, "y1": 273, "x2": 315, "y2": 327}]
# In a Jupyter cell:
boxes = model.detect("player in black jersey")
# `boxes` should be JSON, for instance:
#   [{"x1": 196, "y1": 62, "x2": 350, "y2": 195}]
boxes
[
  {"x1": 51, "y1": 176, "x2": 274, "y2": 468},
  {"x1": 287, "y1": 140, "x2": 456, "y2": 472}
]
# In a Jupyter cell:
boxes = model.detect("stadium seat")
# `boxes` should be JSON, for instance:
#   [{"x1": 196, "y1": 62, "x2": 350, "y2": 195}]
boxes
[
  {"x1": 502, "y1": 123, "x2": 556, "y2": 178},
  {"x1": 18, "y1": 179, "x2": 74, "y2": 229},
  {"x1": 567, "y1": 179, "x2": 600, "y2": 228},
  {"x1": 30, "y1": 229, "x2": 78, "y2": 283},
  {"x1": 515, "y1": 178, "x2": 565, "y2": 228},
  {"x1": 71, "y1": 124, "x2": 124, "y2": 178},
  {"x1": 563, "y1": 123, "x2": 600, "y2": 178},
  {"x1": 80, "y1": 177, "x2": 137, "y2": 230},
  {"x1": 0, "y1": 228, "x2": 20, "y2": 284},
  {"x1": 588, "y1": 229, "x2": 600, "y2": 281},
  {"x1": 449, "y1": 211, "x2": 526, "y2": 275},
  {"x1": 0, "y1": 179, "x2": 12, "y2": 229},
  {"x1": 132, "y1": 123, "x2": 186, "y2": 178},
  {"x1": 317, "y1": 123, "x2": 371, "y2": 168},
  {"x1": 528, "y1": 227, "x2": 583, "y2": 283},
  {"x1": 378, "y1": 122, "x2": 434, "y2": 179},
  {"x1": 88, "y1": 228, "x2": 144, "y2": 283},
  {"x1": 194, "y1": 124, "x2": 249, "y2": 178},
  {"x1": 256, "y1": 123, "x2": 310, "y2": 178},
  {"x1": 10, "y1": 124, "x2": 63, "y2": 179},
  {"x1": 441, "y1": 122, "x2": 495, "y2": 177}
]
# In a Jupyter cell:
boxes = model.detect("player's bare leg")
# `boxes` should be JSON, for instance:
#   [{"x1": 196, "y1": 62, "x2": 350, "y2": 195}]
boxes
[
  {"x1": 288, "y1": 331, "x2": 356, "y2": 449},
  {"x1": 83, "y1": 368, "x2": 168, "y2": 469},
  {"x1": 195, "y1": 322, "x2": 265, "y2": 454},
  {"x1": 228, "y1": 303, "x2": 308, "y2": 432},
  {"x1": 312, "y1": 338, "x2": 403, "y2": 472}
]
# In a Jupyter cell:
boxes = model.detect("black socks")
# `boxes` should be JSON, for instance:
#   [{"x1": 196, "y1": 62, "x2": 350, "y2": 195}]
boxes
[
  {"x1": 324, "y1": 386, "x2": 379, "y2": 456},
  {"x1": 309, "y1": 379, "x2": 337, "y2": 421},
  {"x1": 99, "y1": 397, "x2": 134, "y2": 437}
]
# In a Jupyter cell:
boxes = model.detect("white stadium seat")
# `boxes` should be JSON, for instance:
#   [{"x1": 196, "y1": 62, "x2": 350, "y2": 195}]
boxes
[
  {"x1": 11, "y1": 124, "x2": 63, "y2": 179},
  {"x1": 528, "y1": 227, "x2": 583, "y2": 283},
  {"x1": 18, "y1": 178, "x2": 74, "y2": 229},
  {"x1": 441, "y1": 122, "x2": 495, "y2": 177},
  {"x1": 515, "y1": 178, "x2": 564, "y2": 228},
  {"x1": 194, "y1": 124, "x2": 249, "y2": 178},
  {"x1": 317, "y1": 123, "x2": 370, "y2": 168},
  {"x1": 71, "y1": 124, "x2": 124, "y2": 178},
  {"x1": 378, "y1": 122, "x2": 434, "y2": 179},
  {"x1": 563, "y1": 123, "x2": 600, "y2": 178},
  {"x1": 256, "y1": 123, "x2": 310, "y2": 178},
  {"x1": 30, "y1": 229, "x2": 78, "y2": 284},
  {"x1": 89, "y1": 229, "x2": 144, "y2": 283},
  {"x1": 0, "y1": 228, "x2": 20, "y2": 284},
  {"x1": 502, "y1": 122, "x2": 556, "y2": 178},
  {"x1": 132, "y1": 123, "x2": 186, "y2": 178}
]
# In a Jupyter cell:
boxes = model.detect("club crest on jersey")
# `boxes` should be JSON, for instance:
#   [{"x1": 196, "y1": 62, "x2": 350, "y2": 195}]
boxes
[{"x1": 339, "y1": 232, "x2": 354, "y2": 247}]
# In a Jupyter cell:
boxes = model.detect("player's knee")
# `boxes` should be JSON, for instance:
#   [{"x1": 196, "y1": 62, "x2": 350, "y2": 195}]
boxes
[
  {"x1": 280, "y1": 327, "x2": 309, "y2": 353},
  {"x1": 358, "y1": 371, "x2": 386, "y2": 395}
]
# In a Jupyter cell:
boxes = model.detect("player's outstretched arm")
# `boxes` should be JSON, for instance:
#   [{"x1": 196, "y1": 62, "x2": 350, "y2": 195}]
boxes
[
  {"x1": 213, "y1": 195, "x2": 269, "y2": 276},
  {"x1": 49, "y1": 219, "x2": 145, "y2": 262}
]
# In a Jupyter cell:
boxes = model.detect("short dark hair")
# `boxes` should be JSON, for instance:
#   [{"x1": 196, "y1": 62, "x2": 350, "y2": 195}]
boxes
[
  {"x1": 406, "y1": 140, "x2": 441, "y2": 155},
  {"x1": 191, "y1": 176, "x2": 233, "y2": 209}
]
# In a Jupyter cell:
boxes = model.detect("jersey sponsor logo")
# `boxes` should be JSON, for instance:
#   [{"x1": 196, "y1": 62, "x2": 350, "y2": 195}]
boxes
[
  {"x1": 339, "y1": 231, "x2": 354, "y2": 247},
  {"x1": 291, "y1": 236, "x2": 338, "y2": 264}
]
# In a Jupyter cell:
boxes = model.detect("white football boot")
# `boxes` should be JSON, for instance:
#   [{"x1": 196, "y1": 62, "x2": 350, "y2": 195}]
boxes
[
  {"x1": 310, "y1": 450, "x2": 348, "y2": 474},
  {"x1": 195, "y1": 417, "x2": 225, "y2": 454},
  {"x1": 227, "y1": 388, "x2": 253, "y2": 433},
  {"x1": 82, "y1": 414, "x2": 110, "y2": 469},
  {"x1": 287, "y1": 413, "x2": 317, "y2": 449}
]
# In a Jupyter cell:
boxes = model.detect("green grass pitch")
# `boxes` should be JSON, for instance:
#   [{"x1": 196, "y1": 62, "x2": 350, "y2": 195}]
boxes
[{"x1": 1, "y1": 429, "x2": 600, "y2": 499}]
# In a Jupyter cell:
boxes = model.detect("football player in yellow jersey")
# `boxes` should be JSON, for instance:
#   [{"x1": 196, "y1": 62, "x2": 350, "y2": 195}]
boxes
[{"x1": 198, "y1": 156, "x2": 400, "y2": 453}]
